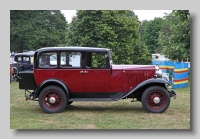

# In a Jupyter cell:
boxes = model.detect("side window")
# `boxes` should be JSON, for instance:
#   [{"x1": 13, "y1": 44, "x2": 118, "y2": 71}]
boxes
[
  {"x1": 17, "y1": 57, "x2": 22, "y2": 62},
  {"x1": 38, "y1": 52, "x2": 57, "y2": 68},
  {"x1": 60, "y1": 51, "x2": 82, "y2": 68},
  {"x1": 23, "y1": 56, "x2": 30, "y2": 63},
  {"x1": 85, "y1": 52, "x2": 107, "y2": 68},
  {"x1": 30, "y1": 56, "x2": 34, "y2": 64}
]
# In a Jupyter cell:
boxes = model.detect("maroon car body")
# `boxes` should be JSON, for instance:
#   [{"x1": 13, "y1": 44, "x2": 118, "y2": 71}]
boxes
[{"x1": 19, "y1": 47, "x2": 176, "y2": 114}]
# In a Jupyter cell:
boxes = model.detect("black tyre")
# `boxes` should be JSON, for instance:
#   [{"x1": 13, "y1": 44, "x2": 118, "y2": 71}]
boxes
[
  {"x1": 141, "y1": 86, "x2": 170, "y2": 113},
  {"x1": 39, "y1": 85, "x2": 67, "y2": 114}
]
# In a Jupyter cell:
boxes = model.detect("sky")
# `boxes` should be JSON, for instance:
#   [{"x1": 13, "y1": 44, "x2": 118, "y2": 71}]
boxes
[{"x1": 60, "y1": 10, "x2": 172, "y2": 23}]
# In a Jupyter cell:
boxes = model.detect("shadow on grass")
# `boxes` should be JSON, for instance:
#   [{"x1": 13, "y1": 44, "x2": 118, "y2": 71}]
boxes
[
  {"x1": 14, "y1": 100, "x2": 146, "y2": 114},
  {"x1": 65, "y1": 103, "x2": 145, "y2": 113}
]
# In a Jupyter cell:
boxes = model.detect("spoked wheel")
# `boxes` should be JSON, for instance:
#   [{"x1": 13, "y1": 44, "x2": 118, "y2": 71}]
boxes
[
  {"x1": 141, "y1": 86, "x2": 170, "y2": 113},
  {"x1": 39, "y1": 86, "x2": 67, "y2": 114}
]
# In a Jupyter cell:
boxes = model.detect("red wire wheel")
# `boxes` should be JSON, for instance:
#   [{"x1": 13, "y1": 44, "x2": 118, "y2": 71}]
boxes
[
  {"x1": 141, "y1": 86, "x2": 170, "y2": 113},
  {"x1": 146, "y1": 90, "x2": 166, "y2": 110},
  {"x1": 43, "y1": 90, "x2": 63, "y2": 110},
  {"x1": 39, "y1": 85, "x2": 67, "y2": 114}
]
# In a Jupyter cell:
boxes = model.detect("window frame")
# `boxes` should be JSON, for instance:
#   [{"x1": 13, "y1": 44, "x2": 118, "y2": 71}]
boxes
[
  {"x1": 37, "y1": 51, "x2": 58, "y2": 69},
  {"x1": 84, "y1": 51, "x2": 110, "y2": 69}
]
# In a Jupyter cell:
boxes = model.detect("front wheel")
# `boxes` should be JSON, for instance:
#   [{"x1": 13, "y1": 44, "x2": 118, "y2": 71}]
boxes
[
  {"x1": 39, "y1": 85, "x2": 67, "y2": 114},
  {"x1": 141, "y1": 86, "x2": 170, "y2": 113}
]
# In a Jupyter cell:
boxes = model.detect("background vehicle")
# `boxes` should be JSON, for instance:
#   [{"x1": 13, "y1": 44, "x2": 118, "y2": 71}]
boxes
[
  {"x1": 11, "y1": 53, "x2": 34, "y2": 81},
  {"x1": 19, "y1": 47, "x2": 176, "y2": 114}
]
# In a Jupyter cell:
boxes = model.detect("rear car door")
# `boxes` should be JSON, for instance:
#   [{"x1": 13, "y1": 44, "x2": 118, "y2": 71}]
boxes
[{"x1": 58, "y1": 51, "x2": 84, "y2": 93}]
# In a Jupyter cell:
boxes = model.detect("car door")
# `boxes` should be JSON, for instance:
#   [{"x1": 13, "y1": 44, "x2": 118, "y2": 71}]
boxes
[
  {"x1": 59, "y1": 51, "x2": 84, "y2": 93},
  {"x1": 35, "y1": 52, "x2": 60, "y2": 86},
  {"x1": 83, "y1": 52, "x2": 111, "y2": 93}
]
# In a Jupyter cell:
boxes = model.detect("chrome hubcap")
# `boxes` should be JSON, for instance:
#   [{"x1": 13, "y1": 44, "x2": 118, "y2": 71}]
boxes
[
  {"x1": 153, "y1": 97, "x2": 160, "y2": 104},
  {"x1": 49, "y1": 97, "x2": 56, "y2": 104}
]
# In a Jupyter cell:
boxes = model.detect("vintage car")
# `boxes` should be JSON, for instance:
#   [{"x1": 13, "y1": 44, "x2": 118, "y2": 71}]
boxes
[
  {"x1": 18, "y1": 47, "x2": 176, "y2": 114},
  {"x1": 11, "y1": 52, "x2": 34, "y2": 81}
]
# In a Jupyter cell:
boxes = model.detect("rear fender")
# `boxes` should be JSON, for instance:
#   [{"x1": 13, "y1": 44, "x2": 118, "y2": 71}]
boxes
[{"x1": 34, "y1": 79, "x2": 69, "y2": 100}]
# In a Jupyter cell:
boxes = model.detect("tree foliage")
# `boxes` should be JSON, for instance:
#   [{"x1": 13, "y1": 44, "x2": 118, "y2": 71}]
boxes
[
  {"x1": 158, "y1": 10, "x2": 190, "y2": 61},
  {"x1": 132, "y1": 19, "x2": 152, "y2": 64},
  {"x1": 139, "y1": 20, "x2": 149, "y2": 42},
  {"x1": 132, "y1": 42, "x2": 152, "y2": 64},
  {"x1": 11, "y1": 10, "x2": 190, "y2": 64},
  {"x1": 10, "y1": 10, "x2": 68, "y2": 52},
  {"x1": 142, "y1": 17, "x2": 164, "y2": 54},
  {"x1": 66, "y1": 10, "x2": 141, "y2": 64}
]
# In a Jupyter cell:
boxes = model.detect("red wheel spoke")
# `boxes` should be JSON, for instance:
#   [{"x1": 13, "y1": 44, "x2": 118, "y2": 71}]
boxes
[
  {"x1": 146, "y1": 90, "x2": 166, "y2": 110},
  {"x1": 43, "y1": 90, "x2": 62, "y2": 110}
]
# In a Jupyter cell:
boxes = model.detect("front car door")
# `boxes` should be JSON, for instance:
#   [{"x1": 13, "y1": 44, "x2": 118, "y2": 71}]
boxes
[{"x1": 84, "y1": 51, "x2": 111, "y2": 93}]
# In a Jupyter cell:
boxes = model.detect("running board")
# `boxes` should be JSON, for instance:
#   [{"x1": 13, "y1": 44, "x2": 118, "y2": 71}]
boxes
[{"x1": 69, "y1": 98, "x2": 117, "y2": 101}]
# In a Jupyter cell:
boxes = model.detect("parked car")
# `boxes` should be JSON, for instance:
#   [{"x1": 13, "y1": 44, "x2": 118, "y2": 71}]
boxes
[
  {"x1": 11, "y1": 52, "x2": 34, "y2": 81},
  {"x1": 19, "y1": 47, "x2": 176, "y2": 114}
]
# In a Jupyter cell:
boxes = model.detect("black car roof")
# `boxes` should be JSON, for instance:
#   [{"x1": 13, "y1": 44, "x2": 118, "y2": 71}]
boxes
[{"x1": 35, "y1": 46, "x2": 111, "y2": 53}]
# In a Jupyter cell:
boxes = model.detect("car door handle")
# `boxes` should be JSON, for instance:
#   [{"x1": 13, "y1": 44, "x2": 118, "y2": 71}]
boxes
[
  {"x1": 80, "y1": 71, "x2": 88, "y2": 74},
  {"x1": 80, "y1": 71, "x2": 84, "y2": 74},
  {"x1": 84, "y1": 71, "x2": 88, "y2": 73}
]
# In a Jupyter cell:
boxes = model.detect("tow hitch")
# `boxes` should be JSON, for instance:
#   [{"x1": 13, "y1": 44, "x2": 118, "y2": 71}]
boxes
[
  {"x1": 169, "y1": 90, "x2": 176, "y2": 99},
  {"x1": 24, "y1": 90, "x2": 35, "y2": 101}
]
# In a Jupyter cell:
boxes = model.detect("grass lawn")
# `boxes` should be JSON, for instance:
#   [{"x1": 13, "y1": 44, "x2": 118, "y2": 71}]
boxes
[{"x1": 10, "y1": 77, "x2": 190, "y2": 129}]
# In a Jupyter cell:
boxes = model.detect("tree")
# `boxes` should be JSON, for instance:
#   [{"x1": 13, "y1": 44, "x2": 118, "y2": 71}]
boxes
[
  {"x1": 142, "y1": 17, "x2": 164, "y2": 54},
  {"x1": 157, "y1": 12, "x2": 178, "y2": 54},
  {"x1": 10, "y1": 10, "x2": 68, "y2": 52},
  {"x1": 158, "y1": 10, "x2": 190, "y2": 61},
  {"x1": 132, "y1": 42, "x2": 152, "y2": 64},
  {"x1": 126, "y1": 10, "x2": 139, "y2": 21},
  {"x1": 139, "y1": 20, "x2": 149, "y2": 42},
  {"x1": 66, "y1": 10, "x2": 140, "y2": 64}
]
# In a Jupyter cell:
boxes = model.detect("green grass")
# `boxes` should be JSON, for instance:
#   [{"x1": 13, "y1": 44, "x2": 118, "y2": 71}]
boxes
[{"x1": 10, "y1": 78, "x2": 190, "y2": 129}]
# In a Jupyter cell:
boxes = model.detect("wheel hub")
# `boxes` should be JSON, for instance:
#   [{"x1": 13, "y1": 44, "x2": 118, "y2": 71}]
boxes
[
  {"x1": 49, "y1": 97, "x2": 56, "y2": 104},
  {"x1": 153, "y1": 97, "x2": 160, "y2": 104}
]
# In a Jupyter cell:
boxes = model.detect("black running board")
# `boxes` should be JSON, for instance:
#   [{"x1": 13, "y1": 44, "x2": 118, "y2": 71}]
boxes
[{"x1": 69, "y1": 98, "x2": 118, "y2": 101}]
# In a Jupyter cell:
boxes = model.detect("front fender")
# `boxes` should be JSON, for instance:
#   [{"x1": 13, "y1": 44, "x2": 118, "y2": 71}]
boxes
[
  {"x1": 34, "y1": 79, "x2": 69, "y2": 99},
  {"x1": 121, "y1": 78, "x2": 170, "y2": 99}
]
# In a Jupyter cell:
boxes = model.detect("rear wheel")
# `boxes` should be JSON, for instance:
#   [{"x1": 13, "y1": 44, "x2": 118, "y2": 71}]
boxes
[
  {"x1": 39, "y1": 85, "x2": 67, "y2": 114},
  {"x1": 141, "y1": 86, "x2": 170, "y2": 113}
]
